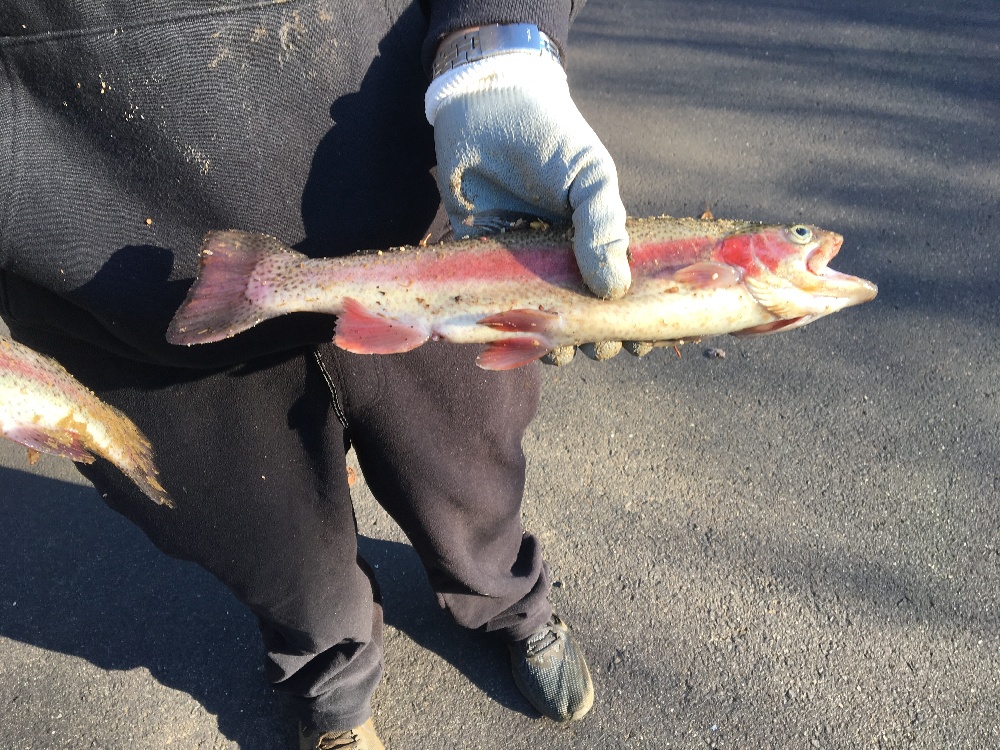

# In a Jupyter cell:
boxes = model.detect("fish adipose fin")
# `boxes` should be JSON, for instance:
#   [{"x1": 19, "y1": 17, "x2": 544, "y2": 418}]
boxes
[
  {"x1": 168, "y1": 231, "x2": 298, "y2": 345},
  {"x1": 476, "y1": 337, "x2": 552, "y2": 370},
  {"x1": 334, "y1": 298, "x2": 430, "y2": 355}
]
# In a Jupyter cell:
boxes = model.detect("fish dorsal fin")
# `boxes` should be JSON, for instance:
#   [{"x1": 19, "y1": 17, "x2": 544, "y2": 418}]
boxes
[
  {"x1": 334, "y1": 298, "x2": 431, "y2": 355},
  {"x1": 476, "y1": 337, "x2": 551, "y2": 370},
  {"x1": 468, "y1": 210, "x2": 544, "y2": 234}
]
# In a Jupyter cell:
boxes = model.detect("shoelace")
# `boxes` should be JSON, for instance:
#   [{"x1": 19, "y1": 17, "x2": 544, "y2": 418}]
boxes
[
  {"x1": 314, "y1": 728, "x2": 362, "y2": 750},
  {"x1": 522, "y1": 622, "x2": 560, "y2": 658}
]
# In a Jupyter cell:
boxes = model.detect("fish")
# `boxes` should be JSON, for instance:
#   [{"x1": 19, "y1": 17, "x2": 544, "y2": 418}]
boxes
[
  {"x1": 0, "y1": 335, "x2": 173, "y2": 507},
  {"x1": 166, "y1": 216, "x2": 877, "y2": 370}
]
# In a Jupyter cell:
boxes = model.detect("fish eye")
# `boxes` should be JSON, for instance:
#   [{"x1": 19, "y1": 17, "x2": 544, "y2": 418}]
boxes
[{"x1": 788, "y1": 225, "x2": 813, "y2": 244}]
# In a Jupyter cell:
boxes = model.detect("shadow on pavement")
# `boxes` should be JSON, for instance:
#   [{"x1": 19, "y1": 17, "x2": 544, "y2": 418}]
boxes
[
  {"x1": 356, "y1": 534, "x2": 537, "y2": 719},
  {"x1": 0, "y1": 466, "x2": 294, "y2": 749},
  {"x1": 0, "y1": 466, "x2": 532, "y2": 749}
]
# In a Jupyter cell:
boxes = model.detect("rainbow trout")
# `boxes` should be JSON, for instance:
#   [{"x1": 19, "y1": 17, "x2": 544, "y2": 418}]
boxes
[
  {"x1": 0, "y1": 336, "x2": 172, "y2": 506},
  {"x1": 167, "y1": 217, "x2": 877, "y2": 369}
]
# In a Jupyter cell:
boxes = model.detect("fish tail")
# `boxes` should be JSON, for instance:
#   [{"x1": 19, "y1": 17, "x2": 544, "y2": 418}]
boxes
[
  {"x1": 119, "y1": 446, "x2": 174, "y2": 508},
  {"x1": 167, "y1": 230, "x2": 303, "y2": 345},
  {"x1": 92, "y1": 399, "x2": 174, "y2": 507}
]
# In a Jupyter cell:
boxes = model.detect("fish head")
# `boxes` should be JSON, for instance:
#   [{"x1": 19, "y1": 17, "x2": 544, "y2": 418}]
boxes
[{"x1": 715, "y1": 223, "x2": 878, "y2": 334}]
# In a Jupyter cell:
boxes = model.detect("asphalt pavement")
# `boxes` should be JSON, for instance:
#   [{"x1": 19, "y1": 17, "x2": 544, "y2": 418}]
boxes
[{"x1": 2, "y1": 1, "x2": 998, "y2": 748}]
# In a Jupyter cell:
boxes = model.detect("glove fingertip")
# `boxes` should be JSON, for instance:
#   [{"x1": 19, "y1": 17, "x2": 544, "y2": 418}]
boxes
[
  {"x1": 578, "y1": 238, "x2": 632, "y2": 299},
  {"x1": 591, "y1": 274, "x2": 631, "y2": 301}
]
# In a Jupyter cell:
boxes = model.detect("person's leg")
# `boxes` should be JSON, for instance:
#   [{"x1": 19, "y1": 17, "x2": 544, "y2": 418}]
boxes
[
  {"x1": 318, "y1": 341, "x2": 551, "y2": 642},
  {"x1": 8, "y1": 324, "x2": 380, "y2": 733},
  {"x1": 318, "y1": 341, "x2": 594, "y2": 722}
]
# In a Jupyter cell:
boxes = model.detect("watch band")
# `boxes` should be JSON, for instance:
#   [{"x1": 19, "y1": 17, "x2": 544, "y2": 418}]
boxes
[{"x1": 432, "y1": 23, "x2": 563, "y2": 79}]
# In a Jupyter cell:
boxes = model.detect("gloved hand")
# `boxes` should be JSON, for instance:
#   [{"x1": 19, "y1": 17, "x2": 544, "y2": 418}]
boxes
[{"x1": 426, "y1": 51, "x2": 631, "y2": 300}]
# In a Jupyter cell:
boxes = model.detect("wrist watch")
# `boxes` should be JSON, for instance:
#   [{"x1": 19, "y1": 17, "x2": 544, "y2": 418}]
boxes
[{"x1": 432, "y1": 23, "x2": 563, "y2": 78}]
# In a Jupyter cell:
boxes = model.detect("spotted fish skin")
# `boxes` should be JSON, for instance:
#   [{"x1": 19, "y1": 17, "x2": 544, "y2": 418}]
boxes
[
  {"x1": 0, "y1": 335, "x2": 172, "y2": 506},
  {"x1": 167, "y1": 216, "x2": 877, "y2": 370}
]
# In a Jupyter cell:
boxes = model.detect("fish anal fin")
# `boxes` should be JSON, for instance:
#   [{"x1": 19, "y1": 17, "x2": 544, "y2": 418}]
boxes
[
  {"x1": 673, "y1": 262, "x2": 741, "y2": 288},
  {"x1": 477, "y1": 308, "x2": 561, "y2": 333},
  {"x1": 476, "y1": 337, "x2": 551, "y2": 370},
  {"x1": 4, "y1": 425, "x2": 96, "y2": 464},
  {"x1": 334, "y1": 298, "x2": 430, "y2": 355}
]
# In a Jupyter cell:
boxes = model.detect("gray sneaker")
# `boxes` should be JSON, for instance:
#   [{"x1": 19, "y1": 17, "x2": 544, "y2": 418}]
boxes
[
  {"x1": 299, "y1": 718, "x2": 385, "y2": 750},
  {"x1": 508, "y1": 614, "x2": 595, "y2": 722}
]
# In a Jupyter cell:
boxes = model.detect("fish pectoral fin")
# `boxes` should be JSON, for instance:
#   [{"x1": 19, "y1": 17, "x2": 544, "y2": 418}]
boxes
[
  {"x1": 476, "y1": 337, "x2": 552, "y2": 370},
  {"x1": 673, "y1": 262, "x2": 742, "y2": 288},
  {"x1": 4, "y1": 425, "x2": 96, "y2": 464},
  {"x1": 333, "y1": 298, "x2": 431, "y2": 355},
  {"x1": 477, "y1": 308, "x2": 561, "y2": 333}
]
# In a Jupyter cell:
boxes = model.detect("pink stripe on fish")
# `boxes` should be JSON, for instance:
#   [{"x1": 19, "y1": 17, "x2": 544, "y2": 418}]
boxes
[
  {"x1": 628, "y1": 237, "x2": 715, "y2": 269},
  {"x1": 1, "y1": 343, "x2": 68, "y2": 389},
  {"x1": 362, "y1": 242, "x2": 583, "y2": 287}
]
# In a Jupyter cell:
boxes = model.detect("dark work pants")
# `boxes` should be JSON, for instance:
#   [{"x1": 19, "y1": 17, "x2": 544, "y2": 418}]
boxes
[{"x1": 9, "y1": 322, "x2": 551, "y2": 732}]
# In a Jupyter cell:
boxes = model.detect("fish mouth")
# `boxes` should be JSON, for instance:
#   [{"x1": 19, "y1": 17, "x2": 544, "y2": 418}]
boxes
[
  {"x1": 807, "y1": 231, "x2": 842, "y2": 275},
  {"x1": 806, "y1": 232, "x2": 878, "y2": 306}
]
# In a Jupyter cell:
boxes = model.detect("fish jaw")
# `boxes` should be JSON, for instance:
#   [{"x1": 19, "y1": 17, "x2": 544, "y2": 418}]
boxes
[{"x1": 714, "y1": 224, "x2": 878, "y2": 330}]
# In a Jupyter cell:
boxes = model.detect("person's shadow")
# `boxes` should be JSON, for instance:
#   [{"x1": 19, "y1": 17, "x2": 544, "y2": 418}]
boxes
[
  {"x1": 355, "y1": 534, "x2": 535, "y2": 717},
  {"x1": 0, "y1": 465, "x2": 532, "y2": 749},
  {"x1": 0, "y1": 466, "x2": 293, "y2": 748}
]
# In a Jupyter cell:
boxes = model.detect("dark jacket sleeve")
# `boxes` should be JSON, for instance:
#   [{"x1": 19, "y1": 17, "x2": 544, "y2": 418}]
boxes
[{"x1": 421, "y1": 0, "x2": 584, "y2": 72}]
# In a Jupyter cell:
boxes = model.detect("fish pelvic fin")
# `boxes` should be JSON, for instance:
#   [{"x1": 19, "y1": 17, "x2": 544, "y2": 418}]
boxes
[
  {"x1": 477, "y1": 308, "x2": 562, "y2": 333},
  {"x1": 476, "y1": 337, "x2": 552, "y2": 370},
  {"x1": 334, "y1": 298, "x2": 431, "y2": 355},
  {"x1": 474, "y1": 309, "x2": 560, "y2": 369},
  {"x1": 167, "y1": 230, "x2": 303, "y2": 345}
]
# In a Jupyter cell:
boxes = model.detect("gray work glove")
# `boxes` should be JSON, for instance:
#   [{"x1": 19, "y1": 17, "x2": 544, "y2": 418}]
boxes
[{"x1": 426, "y1": 51, "x2": 631, "y2": 300}]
